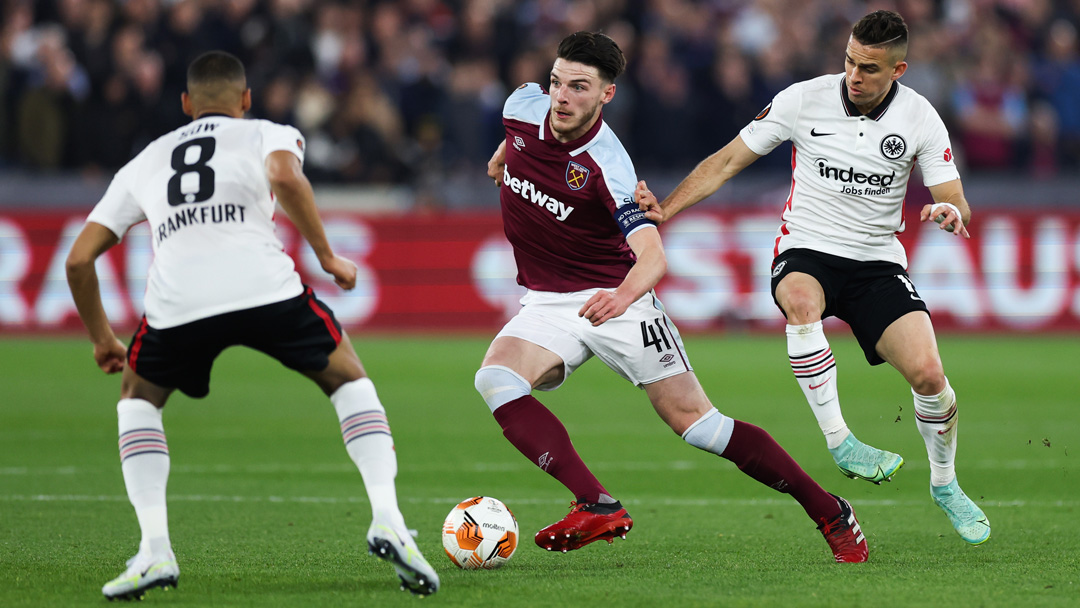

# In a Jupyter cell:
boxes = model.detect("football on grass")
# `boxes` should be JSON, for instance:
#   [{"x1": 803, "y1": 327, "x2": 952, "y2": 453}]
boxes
[{"x1": 442, "y1": 496, "x2": 518, "y2": 569}]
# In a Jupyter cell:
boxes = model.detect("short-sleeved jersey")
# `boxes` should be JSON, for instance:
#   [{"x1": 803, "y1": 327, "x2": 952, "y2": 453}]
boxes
[
  {"x1": 740, "y1": 73, "x2": 960, "y2": 267},
  {"x1": 87, "y1": 115, "x2": 306, "y2": 328},
  {"x1": 500, "y1": 83, "x2": 654, "y2": 291}
]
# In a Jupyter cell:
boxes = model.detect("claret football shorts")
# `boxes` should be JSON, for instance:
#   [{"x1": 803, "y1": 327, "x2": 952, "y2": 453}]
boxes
[
  {"x1": 126, "y1": 286, "x2": 343, "y2": 398},
  {"x1": 495, "y1": 288, "x2": 693, "y2": 390},
  {"x1": 770, "y1": 248, "x2": 931, "y2": 365}
]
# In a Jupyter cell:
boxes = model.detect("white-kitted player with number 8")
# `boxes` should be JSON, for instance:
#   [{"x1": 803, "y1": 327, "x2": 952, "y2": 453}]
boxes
[
  {"x1": 638, "y1": 10, "x2": 988, "y2": 547},
  {"x1": 66, "y1": 51, "x2": 439, "y2": 600}
]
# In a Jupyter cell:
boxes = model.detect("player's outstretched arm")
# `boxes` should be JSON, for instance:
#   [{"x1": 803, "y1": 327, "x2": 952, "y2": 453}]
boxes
[
  {"x1": 66, "y1": 222, "x2": 126, "y2": 373},
  {"x1": 640, "y1": 135, "x2": 761, "y2": 224},
  {"x1": 922, "y1": 179, "x2": 971, "y2": 239},
  {"x1": 579, "y1": 227, "x2": 666, "y2": 327},
  {"x1": 266, "y1": 150, "x2": 357, "y2": 290},
  {"x1": 487, "y1": 140, "x2": 507, "y2": 186}
]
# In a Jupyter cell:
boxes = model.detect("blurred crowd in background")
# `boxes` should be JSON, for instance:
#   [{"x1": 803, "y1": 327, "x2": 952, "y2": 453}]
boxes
[{"x1": 2, "y1": 0, "x2": 1079, "y2": 203}]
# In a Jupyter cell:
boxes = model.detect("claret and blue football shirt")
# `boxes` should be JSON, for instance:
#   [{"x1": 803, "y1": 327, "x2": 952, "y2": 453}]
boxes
[{"x1": 499, "y1": 83, "x2": 655, "y2": 292}]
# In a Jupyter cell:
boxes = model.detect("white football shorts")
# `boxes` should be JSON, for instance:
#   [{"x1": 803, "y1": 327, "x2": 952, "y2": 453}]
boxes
[{"x1": 495, "y1": 288, "x2": 693, "y2": 390}]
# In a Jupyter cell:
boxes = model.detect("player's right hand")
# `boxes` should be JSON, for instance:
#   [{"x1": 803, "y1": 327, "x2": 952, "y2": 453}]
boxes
[
  {"x1": 93, "y1": 337, "x2": 127, "y2": 374},
  {"x1": 324, "y1": 255, "x2": 358, "y2": 290},
  {"x1": 636, "y1": 180, "x2": 664, "y2": 224},
  {"x1": 487, "y1": 141, "x2": 506, "y2": 186}
]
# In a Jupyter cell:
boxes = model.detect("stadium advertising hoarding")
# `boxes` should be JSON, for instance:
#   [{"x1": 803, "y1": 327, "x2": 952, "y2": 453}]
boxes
[{"x1": 1, "y1": 209, "x2": 1078, "y2": 333}]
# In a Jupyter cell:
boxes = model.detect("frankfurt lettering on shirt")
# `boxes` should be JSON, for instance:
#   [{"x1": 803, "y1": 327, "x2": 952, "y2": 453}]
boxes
[
  {"x1": 155, "y1": 203, "x2": 246, "y2": 244},
  {"x1": 177, "y1": 121, "x2": 218, "y2": 140},
  {"x1": 502, "y1": 165, "x2": 575, "y2": 221},
  {"x1": 86, "y1": 117, "x2": 306, "y2": 328}
]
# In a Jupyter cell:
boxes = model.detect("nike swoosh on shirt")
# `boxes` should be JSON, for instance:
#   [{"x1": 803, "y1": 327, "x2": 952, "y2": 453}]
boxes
[{"x1": 810, "y1": 128, "x2": 835, "y2": 137}]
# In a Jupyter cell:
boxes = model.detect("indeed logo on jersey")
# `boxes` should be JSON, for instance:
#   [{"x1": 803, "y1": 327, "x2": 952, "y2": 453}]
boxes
[
  {"x1": 503, "y1": 166, "x2": 575, "y2": 221},
  {"x1": 815, "y1": 159, "x2": 894, "y2": 196}
]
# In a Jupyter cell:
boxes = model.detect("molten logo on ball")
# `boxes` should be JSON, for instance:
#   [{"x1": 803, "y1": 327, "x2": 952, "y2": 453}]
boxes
[{"x1": 442, "y1": 496, "x2": 519, "y2": 569}]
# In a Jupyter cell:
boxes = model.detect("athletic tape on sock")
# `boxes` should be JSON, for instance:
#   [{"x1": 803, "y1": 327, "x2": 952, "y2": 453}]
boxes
[
  {"x1": 475, "y1": 365, "x2": 532, "y2": 413},
  {"x1": 682, "y1": 408, "x2": 735, "y2": 455}
]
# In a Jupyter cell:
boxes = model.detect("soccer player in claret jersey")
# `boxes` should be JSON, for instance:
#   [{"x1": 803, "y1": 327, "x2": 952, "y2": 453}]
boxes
[
  {"x1": 638, "y1": 11, "x2": 990, "y2": 546},
  {"x1": 66, "y1": 51, "x2": 438, "y2": 600},
  {"x1": 477, "y1": 31, "x2": 867, "y2": 563}
]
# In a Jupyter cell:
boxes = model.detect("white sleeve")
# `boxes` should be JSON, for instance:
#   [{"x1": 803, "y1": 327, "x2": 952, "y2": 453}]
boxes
[
  {"x1": 916, "y1": 103, "x2": 961, "y2": 187},
  {"x1": 593, "y1": 129, "x2": 638, "y2": 208},
  {"x1": 85, "y1": 161, "x2": 146, "y2": 241},
  {"x1": 739, "y1": 84, "x2": 801, "y2": 156},
  {"x1": 260, "y1": 121, "x2": 306, "y2": 165},
  {"x1": 503, "y1": 82, "x2": 549, "y2": 123}
]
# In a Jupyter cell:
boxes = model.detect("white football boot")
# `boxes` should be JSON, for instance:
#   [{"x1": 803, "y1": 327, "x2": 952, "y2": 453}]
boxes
[
  {"x1": 367, "y1": 513, "x2": 440, "y2": 596},
  {"x1": 102, "y1": 551, "x2": 179, "y2": 601}
]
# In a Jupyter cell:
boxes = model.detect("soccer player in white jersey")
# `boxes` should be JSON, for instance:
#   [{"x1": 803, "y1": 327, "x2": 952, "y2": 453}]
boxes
[
  {"x1": 638, "y1": 11, "x2": 990, "y2": 546},
  {"x1": 478, "y1": 31, "x2": 869, "y2": 564},
  {"x1": 65, "y1": 51, "x2": 438, "y2": 599}
]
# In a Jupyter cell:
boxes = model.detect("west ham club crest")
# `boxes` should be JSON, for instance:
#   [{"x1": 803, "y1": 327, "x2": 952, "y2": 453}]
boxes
[{"x1": 566, "y1": 161, "x2": 589, "y2": 190}]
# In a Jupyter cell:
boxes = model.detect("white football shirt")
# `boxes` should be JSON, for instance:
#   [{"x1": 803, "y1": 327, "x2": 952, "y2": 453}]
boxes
[
  {"x1": 740, "y1": 73, "x2": 960, "y2": 267},
  {"x1": 87, "y1": 115, "x2": 306, "y2": 328}
]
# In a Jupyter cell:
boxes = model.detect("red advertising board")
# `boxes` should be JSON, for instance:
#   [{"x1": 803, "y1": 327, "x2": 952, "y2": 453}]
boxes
[{"x1": 1, "y1": 208, "x2": 1078, "y2": 333}]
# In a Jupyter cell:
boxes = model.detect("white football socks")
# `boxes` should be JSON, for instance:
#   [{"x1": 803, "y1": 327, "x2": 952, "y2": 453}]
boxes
[
  {"x1": 913, "y1": 377, "x2": 958, "y2": 487},
  {"x1": 331, "y1": 378, "x2": 405, "y2": 528},
  {"x1": 116, "y1": 398, "x2": 172, "y2": 557},
  {"x1": 787, "y1": 322, "x2": 849, "y2": 449}
]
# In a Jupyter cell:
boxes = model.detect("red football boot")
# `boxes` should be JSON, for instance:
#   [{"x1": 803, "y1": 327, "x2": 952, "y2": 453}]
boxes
[
  {"x1": 535, "y1": 501, "x2": 633, "y2": 552},
  {"x1": 818, "y1": 494, "x2": 868, "y2": 563}
]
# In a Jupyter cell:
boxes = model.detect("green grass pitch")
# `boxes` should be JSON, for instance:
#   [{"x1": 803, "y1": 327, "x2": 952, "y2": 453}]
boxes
[{"x1": 1, "y1": 333, "x2": 1077, "y2": 607}]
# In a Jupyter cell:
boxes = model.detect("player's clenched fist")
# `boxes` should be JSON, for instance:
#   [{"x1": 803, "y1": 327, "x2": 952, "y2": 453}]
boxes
[
  {"x1": 94, "y1": 338, "x2": 127, "y2": 374},
  {"x1": 323, "y1": 255, "x2": 358, "y2": 290}
]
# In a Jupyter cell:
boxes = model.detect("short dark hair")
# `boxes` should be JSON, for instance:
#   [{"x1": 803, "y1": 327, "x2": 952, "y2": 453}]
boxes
[
  {"x1": 187, "y1": 50, "x2": 246, "y2": 89},
  {"x1": 852, "y1": 11, "x2": 908, "y2": 59},
  {"x1": 556, "y1": 31, "x2": 626, "y2": 83}
]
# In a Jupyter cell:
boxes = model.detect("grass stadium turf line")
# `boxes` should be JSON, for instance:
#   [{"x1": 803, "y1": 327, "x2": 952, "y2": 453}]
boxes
[{"x1": 1, "y1": 335, "x2": 1077, "y2": 607}]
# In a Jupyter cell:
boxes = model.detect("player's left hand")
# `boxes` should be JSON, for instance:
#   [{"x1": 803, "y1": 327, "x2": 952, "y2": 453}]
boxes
[
  {"x1": 323, "y1": 255, "x2": 358, "y2": 290},
  {"x1": 921, "y1": 202, "x2": 970, "y2": 238},
  {"x1": 635, "y1": 180, "x2": 665, "y2": 224},
  {"x1": 579, "y1": 289, "x2": 629, "y2": 326},
  {"x1": 93, "y1": 337, "x2": 127, "y2": 374}
]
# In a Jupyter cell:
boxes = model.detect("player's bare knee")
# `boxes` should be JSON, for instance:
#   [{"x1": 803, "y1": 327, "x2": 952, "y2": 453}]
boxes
[
  {"x1": 909, "y1": 360, "x2": 946, "y2": 395},
  {"x1": 474, "y1": 365, "x2": 531, "y2": 414},
  {"x1": 779, "y1": 294, "x2": 823, "y2": 324}
]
